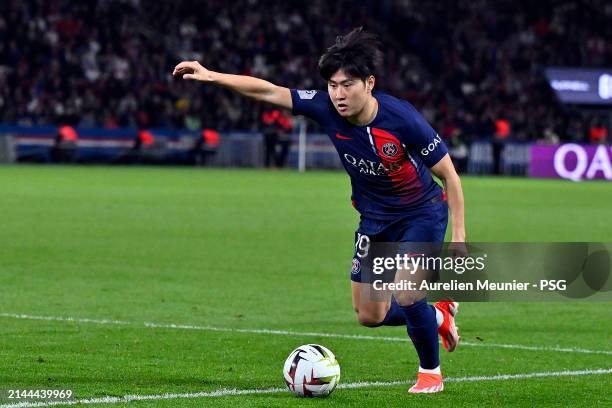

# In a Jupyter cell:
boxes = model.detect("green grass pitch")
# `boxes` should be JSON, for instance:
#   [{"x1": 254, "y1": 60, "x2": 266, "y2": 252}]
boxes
[{"x1": 0, "y1": 165, "x2": 610, "y2": 407}]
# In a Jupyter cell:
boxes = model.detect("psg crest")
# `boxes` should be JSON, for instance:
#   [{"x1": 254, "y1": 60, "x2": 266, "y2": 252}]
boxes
[
  {"x1": 351, "y1": 258, "x2": 361, "y2": 274},
  {"x1": 382, "y1": 142, "x2": 398, "y2": 157}
]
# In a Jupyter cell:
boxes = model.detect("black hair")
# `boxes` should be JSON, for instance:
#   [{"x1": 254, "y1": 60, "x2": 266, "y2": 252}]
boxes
[{"x1": 318, "y1": 27, "x2": 383, "y2": 82}]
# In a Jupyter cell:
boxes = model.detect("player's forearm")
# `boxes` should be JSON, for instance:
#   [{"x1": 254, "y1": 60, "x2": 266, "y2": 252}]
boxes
[
  {"x1": 174, "y1": 61, "x2": 291, "y2": 108},
  {"x1": 443, "y1": 174, "x2": 466, "y2": 242},
  {"x1": 209, "y1": 71, "x2": 278, "y2": 102}
]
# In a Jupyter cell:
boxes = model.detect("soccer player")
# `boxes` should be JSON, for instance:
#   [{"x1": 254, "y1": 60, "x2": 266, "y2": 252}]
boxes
[{"x1": 173, "y1": 27, "x2": 465, "y2": 394}]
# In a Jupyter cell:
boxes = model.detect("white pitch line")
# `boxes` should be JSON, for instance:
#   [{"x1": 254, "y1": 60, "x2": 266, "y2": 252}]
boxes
[
  {"x1": 1, "y1": 369, "x2": 611, "y2": 408},
  {"x1": 1, "y1": 312, "x2": 611, "y2": 356}
]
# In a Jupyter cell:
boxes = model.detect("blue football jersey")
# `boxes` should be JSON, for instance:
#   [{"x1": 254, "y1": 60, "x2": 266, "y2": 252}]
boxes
[{"x1": 291, "y1": 89, "x2": 448, "y2": 228}]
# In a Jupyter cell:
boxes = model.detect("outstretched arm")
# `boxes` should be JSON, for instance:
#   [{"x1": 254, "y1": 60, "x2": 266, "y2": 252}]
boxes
[{"x1": 173, "y1": 61, "x2": 292, "y2": 109}]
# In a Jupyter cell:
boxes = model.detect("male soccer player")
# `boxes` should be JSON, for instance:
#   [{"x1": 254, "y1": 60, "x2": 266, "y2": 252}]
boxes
[{"x1": 173, "y1": 27, "x2": 465, "y2": 394}]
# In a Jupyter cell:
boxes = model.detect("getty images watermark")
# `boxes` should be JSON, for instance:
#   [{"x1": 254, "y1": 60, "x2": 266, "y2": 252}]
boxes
[
  {"x1": 370, "y1": 252, "x2": 567, "y2": 292},
  {"x1": 357, "y1": 243, "x2": 612, "y2": 301}
]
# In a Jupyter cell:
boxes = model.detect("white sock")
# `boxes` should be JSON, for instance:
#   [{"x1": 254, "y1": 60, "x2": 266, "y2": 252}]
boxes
[
  {"x1": 419, "y1": 366, "x2": 441, "y2": 375},
  {"x1": 435, "y1": 307, "x2": 444, "y2": 327}
]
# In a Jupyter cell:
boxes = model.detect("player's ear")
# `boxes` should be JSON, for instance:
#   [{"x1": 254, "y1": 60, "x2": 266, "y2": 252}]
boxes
[{"x1": 366, "y1": 75, "x2": 375, "y2": 93}]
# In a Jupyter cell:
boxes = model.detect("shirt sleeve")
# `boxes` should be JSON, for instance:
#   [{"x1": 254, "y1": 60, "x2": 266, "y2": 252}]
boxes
[
  {"x1": 290, "y1": 89, "x2": 329, "y2": 124},
  {"x1": 402, "y1": 104, "x2": 448, "y2": 168}
]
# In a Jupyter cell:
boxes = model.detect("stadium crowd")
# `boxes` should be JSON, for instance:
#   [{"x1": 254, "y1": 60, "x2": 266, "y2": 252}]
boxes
[{"x1": 0, "y1": 0, "x2": 610, "y2": 144}]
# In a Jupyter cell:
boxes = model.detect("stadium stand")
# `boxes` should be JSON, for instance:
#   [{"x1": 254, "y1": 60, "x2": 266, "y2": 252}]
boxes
[{"x1": 1, "y1": 0, "x2": 611, "y2": 144}]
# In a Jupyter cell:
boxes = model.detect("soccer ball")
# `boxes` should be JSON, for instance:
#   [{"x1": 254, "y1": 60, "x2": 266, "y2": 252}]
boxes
[{"x1": 283, "y1": 344, "x2": 341, "y2": 397}]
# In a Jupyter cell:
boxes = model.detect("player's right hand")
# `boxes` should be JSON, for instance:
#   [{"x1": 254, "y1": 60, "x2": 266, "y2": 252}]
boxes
[
  {"x1": 448, "y1": 241, "x2": 468, "y2": 258},
  {"x1": 172, "y1": 61, "x2": 214, "y2": 82}
]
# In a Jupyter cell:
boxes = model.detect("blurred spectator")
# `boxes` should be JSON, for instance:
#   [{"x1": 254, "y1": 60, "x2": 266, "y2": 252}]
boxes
[
  {"x1": 136, "y1": 129, "x2": 155, "y2": 149},
  {"x1": 491, "y1": 115, "x2": 511, "y2": 175},
  {"x1": 115, "y1": 128, "x2": 166, "y2": 164},
  {"x1": 589, "y1": 119, "x2": 608, "y2": 144},
  {"x1": 262, "y1": 109, "x2": 293, "y2": 168},
  {"x1": 51, "y1": 125, "x2": 78, "y2": 163},
  {"x1": 190, "y1": 128, "x2": 220, "y2": 166},
  {"x1": 495, "y1": 119, "x2": 511, "y2": 140},
  {"x1": 541, "y1": 127, "x2": 561, "y2": 144}
]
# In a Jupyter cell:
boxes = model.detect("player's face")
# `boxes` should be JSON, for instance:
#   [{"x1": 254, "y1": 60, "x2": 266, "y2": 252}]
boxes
[{"x1": 328, "y1": 70, "x2": 372, "y2": 118}]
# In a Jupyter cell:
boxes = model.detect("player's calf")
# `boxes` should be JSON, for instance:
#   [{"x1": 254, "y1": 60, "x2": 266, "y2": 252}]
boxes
[
  {"x1": 352, "y1": 282, "x2": 405, "y2": 327},
  {"x1": 356, "y1": 310, "x2": 386, "y2": 327}
]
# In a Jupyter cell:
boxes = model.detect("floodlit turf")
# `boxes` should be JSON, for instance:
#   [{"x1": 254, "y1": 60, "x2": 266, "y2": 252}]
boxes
[{"x1": 0, "y1": 165, "x2": 610, "y2": 407}]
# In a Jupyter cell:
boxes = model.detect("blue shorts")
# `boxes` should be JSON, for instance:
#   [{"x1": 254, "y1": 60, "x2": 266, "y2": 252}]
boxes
[{"x1": 350, "y1": 200, "x2": 448, "y2": 283}]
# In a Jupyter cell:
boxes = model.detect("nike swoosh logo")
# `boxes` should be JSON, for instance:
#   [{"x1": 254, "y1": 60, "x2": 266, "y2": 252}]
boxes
[{"x1": 335, "y1": 133, "x2": 352, "y2": 140}]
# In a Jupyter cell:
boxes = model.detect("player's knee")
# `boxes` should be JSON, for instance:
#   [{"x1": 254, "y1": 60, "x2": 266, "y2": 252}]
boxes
[
  {"x1": 356, "y1": 311, "x2": 383, "y2": 327},
  {"x1": 394, "y1": 292, "x2": 424, "y2": 307}
]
